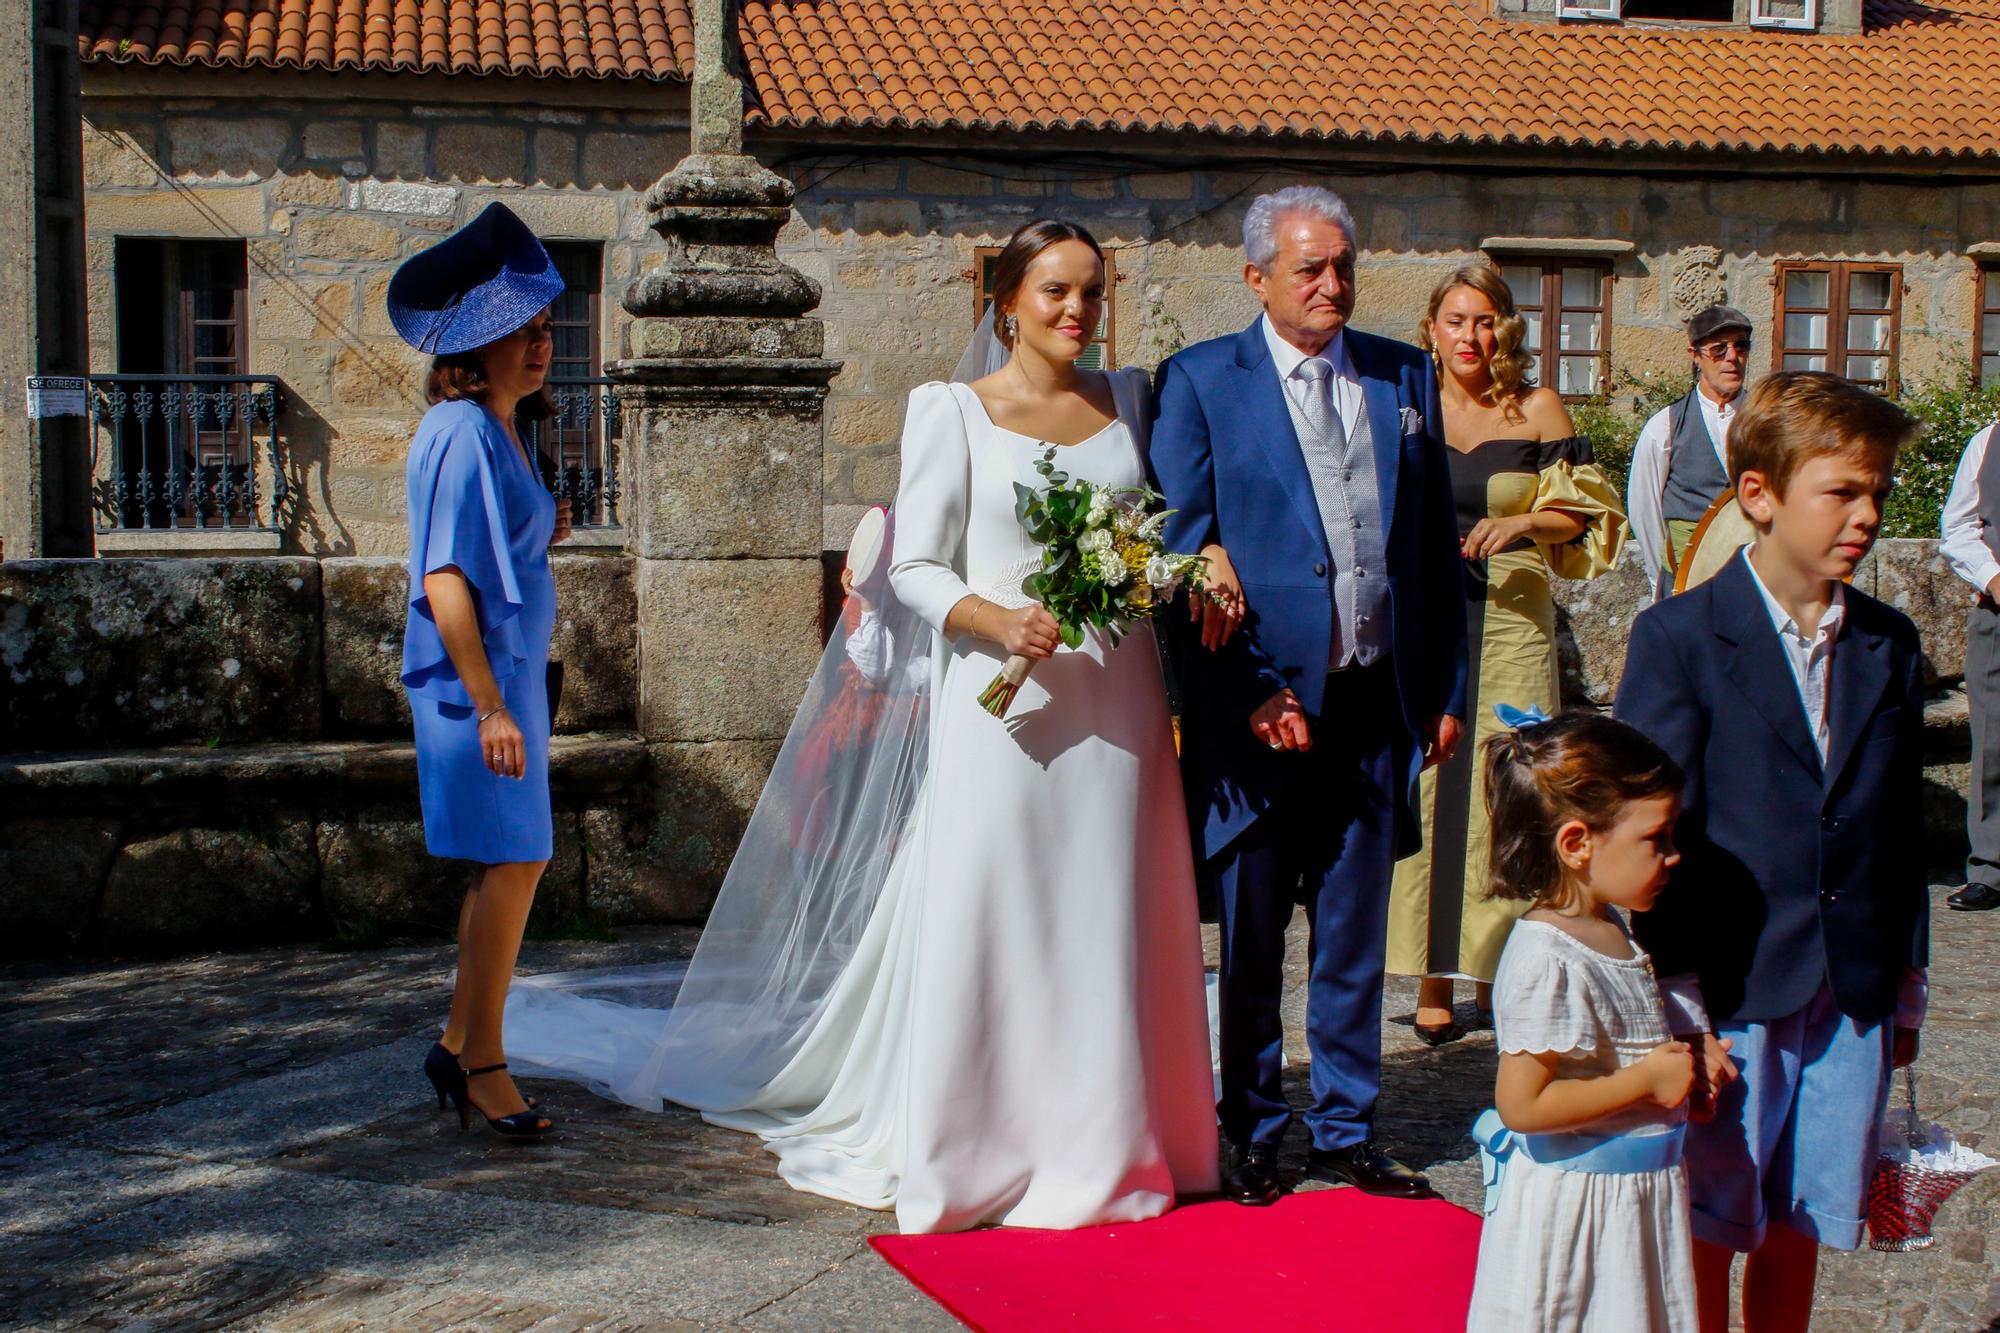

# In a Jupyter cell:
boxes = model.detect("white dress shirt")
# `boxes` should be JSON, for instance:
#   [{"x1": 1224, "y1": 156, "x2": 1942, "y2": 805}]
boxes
[
  {"x1": 1627, "y1": 384, "x2": 1739, "y2": 601},
  {"x1": 1939, "y1": 423, "x2": 2000, "y2": 598},
  {"x1": 1743, "y1": 546, "x2": 1845, "y2": 763},
  {"x1": 1262, "y1": 316, "x2": 1364, "y2": 448},
  {"x1": 1659, "y1": 548, "x2": 1926, "y2": 1033}
]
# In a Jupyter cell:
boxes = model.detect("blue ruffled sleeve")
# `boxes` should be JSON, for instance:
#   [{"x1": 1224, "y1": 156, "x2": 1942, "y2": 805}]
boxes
[{"x1": 400, "y1": 401, "x2": 529, "y2": 706}]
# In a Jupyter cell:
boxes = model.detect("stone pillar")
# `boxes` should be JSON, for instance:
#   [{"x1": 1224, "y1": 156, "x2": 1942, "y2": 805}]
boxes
[
  {"x1": 0, "y1": 0, "x2": 91, "y2": 559},
  {"x1": 606, "y1": 71, "x2": 840, "y2": 905}
]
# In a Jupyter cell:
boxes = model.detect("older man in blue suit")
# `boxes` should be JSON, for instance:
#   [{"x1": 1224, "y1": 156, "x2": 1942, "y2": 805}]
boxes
[{"x1": 1150, "y1": 186, "x2": 1469, "y2": 1204}]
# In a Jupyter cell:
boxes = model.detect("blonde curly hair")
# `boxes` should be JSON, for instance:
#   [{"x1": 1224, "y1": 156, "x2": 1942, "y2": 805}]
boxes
[{"x1": 1417, "y1": 264, "x2": 1537, "y2": 409}]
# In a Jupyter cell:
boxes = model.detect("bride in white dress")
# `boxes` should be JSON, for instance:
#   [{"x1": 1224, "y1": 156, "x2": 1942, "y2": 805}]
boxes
[{"x1": 504, "y1": 220, "x2": 1218, "y2": 1233}]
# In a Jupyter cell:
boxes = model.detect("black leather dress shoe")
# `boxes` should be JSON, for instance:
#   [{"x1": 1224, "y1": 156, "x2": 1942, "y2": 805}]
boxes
[
  {"x1": 1306, "y1": 1140, "x2": 1432, "y2": 1198},
  {"x1": 1948, "y1": 882, "x2": 2000, "y2": 911},
  {"x1": 1225, "y1": 1143, "x2": 1284, "y2": 1206}
]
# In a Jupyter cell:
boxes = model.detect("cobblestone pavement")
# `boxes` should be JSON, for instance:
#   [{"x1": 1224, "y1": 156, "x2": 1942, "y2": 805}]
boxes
[{"x1": 1, "y1": 889, "x2": 1993, "y2": 1331}]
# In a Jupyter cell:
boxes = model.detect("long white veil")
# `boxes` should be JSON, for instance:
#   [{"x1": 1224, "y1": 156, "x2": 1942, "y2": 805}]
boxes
[{"x1": 500, "y1": 322, "x2": 1006, "y2": 1114}]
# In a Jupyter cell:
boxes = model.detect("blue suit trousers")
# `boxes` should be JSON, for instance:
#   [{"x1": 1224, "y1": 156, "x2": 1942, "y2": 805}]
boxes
[{"x1": 1214, "y1": 659, "x2": 1404, "y2": 1152}]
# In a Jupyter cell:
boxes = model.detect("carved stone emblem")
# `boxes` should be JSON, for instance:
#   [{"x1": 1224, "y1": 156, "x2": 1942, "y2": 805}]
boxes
[{"x1": 1670, "y1": 246, "x2": 1726, "y2": 320}]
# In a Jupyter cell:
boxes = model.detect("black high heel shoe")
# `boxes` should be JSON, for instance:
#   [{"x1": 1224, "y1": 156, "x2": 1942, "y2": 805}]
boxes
[
  {"x1": 460, "y1": 1063, "x2": 555, "y2": 1138},
  {"x1": 424, "y1": 1042, "x2": 465, "y2": 1111},
  {"x1": 425, "y1": 1042, "x2": 536, "y2": 1112}
]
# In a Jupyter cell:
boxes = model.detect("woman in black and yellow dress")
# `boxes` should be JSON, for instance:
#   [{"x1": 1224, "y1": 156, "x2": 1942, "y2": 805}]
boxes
[{"x1": 1386, "y1": 265, "x2": 1628, "y2": 1043}]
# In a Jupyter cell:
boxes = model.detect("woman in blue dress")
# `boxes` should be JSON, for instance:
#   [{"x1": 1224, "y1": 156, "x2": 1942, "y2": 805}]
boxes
[{"x1": 388, "y1": 203, "x2": 570, "y2": 1138}]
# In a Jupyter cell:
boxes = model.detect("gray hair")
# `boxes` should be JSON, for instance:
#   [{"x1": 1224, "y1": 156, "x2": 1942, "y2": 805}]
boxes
[{"x1": 1243, "y1": 186, "x2": 1357, "y2": 270}]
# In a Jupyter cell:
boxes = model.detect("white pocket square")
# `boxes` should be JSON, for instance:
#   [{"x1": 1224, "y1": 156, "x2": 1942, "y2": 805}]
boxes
[{"x1": 1400, "y1": 406, "x2": 1424, "y2": 436}]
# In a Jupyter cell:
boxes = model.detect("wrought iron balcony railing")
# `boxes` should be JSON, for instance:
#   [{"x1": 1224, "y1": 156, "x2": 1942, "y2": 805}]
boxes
[
  {"x1": 85, "y1": 374, "x2": 618, "y2": 540},
  {"x1": 87, "y1": 374, "x2": 286, "y2": 534},
  {"x1": 529, "y1": 378, "x2": 622, "y2": 530}
]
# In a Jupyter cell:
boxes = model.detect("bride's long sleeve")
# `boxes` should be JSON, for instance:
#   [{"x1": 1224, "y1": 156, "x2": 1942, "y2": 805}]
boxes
[{"x1": 887, "y1": 383, "x2": 977, "y2": 633}]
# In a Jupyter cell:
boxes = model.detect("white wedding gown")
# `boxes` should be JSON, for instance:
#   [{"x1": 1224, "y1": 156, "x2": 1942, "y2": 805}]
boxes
[{"x1": 507, "y1": 368, "x2": 1218, "y2": 1233}]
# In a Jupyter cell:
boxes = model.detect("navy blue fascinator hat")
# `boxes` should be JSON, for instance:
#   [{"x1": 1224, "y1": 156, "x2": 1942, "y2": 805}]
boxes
[{"x1": 387, "y1": 202, "x2": 565, "y2": 356}]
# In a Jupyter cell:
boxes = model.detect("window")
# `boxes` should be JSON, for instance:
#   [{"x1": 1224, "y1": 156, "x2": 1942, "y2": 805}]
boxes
[
  {"x1": 545, "y1": 243, "x2": 602, "y2": 380},
  {"x1": 1559, "y1": 0, "x2": 1819, "y2": 24},
  {"x1": 1977, "y1": 266, "x2": 2000, "y2": 389},
  {"x1": 1497, "y1": 260, "x2": 1612, "y2": 398},
  {"x1": 532, "y1": 242, "x2": 618, "y2": 527},
  {"x1": 1624, "y1": 0, "x2": 1733, "y2": 18},
  {"x1": 1749, "y1": 0, "x2": 1818, "y2": 29},
  {"x1": 1774, "y1": 261, "x2": 1901, "y2": 392},
  {"x1": 111, "y1": 238, "x2": 253, "y2": 528},
  {"x1": 973, "y1": 246, "x2": 1116, "y2": 370}
]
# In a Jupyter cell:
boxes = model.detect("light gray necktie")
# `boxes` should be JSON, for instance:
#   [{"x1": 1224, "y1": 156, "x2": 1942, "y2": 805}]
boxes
[{"x1": 1296, "y1": 357, "x2": 1345, "y2": 457}]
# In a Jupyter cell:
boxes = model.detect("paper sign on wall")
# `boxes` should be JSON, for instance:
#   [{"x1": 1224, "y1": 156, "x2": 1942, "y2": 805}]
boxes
[{"x1": 26, "y1": 376, "x2": 86, "y2": 418}]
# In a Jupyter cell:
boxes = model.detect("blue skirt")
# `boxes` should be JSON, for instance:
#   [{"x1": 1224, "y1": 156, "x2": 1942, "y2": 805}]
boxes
[{"x1": 409, "y1": 656, "x2": 553, "y2": 865}]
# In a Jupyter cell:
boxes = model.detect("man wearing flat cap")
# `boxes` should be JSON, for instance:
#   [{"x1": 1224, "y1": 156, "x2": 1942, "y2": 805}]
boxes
[{"x1": 1627, "y1": 304, "x2": 1756, "y2": 601}]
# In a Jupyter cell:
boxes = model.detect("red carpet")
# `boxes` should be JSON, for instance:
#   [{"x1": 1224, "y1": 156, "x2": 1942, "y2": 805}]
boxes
[{"x1": 871, "y1": 1189, "x2": 1481, "y2": 1331}]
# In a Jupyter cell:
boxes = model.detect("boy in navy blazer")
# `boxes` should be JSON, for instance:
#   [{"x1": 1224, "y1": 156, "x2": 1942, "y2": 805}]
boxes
[{"x1": 1616, "y1": 372, "x2": 1928, "y2": 1330}]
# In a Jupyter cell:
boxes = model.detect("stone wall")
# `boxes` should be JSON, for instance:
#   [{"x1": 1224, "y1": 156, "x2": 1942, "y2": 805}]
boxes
[
  {"x1": 0, "y1": 554, "x2": 636, "y2": 746},
  {"x1": 775, "y1": 160, "x2": 2000, "y2": 545},
  {"x1": 0, "y1": 551, "x2": 792, "y2": 955},
  {"x1": 79, "y1": 68, "x2": 691, "y2": 557}
]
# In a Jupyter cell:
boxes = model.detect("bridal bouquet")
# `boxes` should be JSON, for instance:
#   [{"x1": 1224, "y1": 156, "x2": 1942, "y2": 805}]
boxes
[{"x1": 978, "y1": 445, "x2": 1207, "y2": 717}]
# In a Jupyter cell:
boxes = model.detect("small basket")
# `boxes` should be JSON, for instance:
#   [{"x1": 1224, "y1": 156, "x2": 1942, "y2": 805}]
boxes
[{"x1": 1865, "y1": 1068, "x2": 1990, "y2": 1252}]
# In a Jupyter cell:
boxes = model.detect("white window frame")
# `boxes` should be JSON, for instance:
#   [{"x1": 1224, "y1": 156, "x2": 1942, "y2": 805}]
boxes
[
  {"x1": 1749, "y1": 0, "x2": 1818, "y2": 28},
  {"x1": 1557, "y1": 0, "x2": 1622, "y2": 18}
]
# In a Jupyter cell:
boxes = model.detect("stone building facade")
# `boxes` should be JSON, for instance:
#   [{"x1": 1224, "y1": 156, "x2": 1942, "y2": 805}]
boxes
[
  {"x1": 780, "y1": 159, "x2": 2000, "y2": 546},
  {"x1": 77, "y1": 68, "x2": 690, "y2": 557},
  {"x1": 73, "y1": 72, "x2": 2000, "y2": 559}
]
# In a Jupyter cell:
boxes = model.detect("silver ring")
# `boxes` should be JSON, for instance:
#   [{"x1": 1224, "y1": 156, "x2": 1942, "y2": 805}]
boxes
[{"x1": 1268, "y1": 738, "x2": 1283, "y2": 750}]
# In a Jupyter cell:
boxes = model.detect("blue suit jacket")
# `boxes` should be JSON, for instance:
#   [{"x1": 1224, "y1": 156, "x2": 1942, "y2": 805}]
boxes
[
  {"x1": 1148, "y1": 319, "x2": 1469, "y2": 861},
  {"x1": 1615, "y1": 551, "x2": 1928, "y2": 1024}
]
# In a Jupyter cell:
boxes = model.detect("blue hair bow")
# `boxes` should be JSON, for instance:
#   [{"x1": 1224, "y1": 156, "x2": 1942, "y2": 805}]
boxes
[{"x1": 1492, "y1": 703, "x2": 1551, "y2": 731}]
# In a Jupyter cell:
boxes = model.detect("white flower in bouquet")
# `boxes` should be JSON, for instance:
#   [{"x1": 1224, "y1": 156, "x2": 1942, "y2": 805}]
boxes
[
  {"x1": 1086, "y1": 488, "x2": 1114, "y2": 526},
  {"x1": 1144, "y1": 554, "x2": 1180, "y2": 591},
  {"x1": 1093, "y1": 548, "x2": 1130, "y2": 587},
  {"x1": 1078, "y1": 527, "x2": 1114, "y2": 555}
]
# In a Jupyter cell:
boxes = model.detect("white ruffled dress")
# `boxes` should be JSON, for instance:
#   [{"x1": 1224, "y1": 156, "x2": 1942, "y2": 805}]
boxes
[{"x1": 1465, "y1": 919, "x2": 1699, "y2": 1332}]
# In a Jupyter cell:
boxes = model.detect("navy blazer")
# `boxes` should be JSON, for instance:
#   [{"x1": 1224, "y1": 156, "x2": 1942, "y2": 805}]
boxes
[
  {"x1": 1615, "y1": 551, "x2": 1928, "y2": 1025},
  {"x1": 1148, "y1": 319, "x2": 1469, "y2": 861}
]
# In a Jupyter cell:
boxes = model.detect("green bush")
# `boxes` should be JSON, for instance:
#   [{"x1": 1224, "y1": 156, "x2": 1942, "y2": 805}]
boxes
[{"x1": 1885, "y1": 368, "x2": 2000, "y2": 539}]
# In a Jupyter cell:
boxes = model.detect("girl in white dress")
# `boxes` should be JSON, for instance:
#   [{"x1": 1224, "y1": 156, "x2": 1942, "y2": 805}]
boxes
[
  {"x1": 1466, "y1": 710, "x2": 1712, "y2": 1331},
  {"x1": 502, "y1": 220, "x2": 1219, "y2": 1234}
]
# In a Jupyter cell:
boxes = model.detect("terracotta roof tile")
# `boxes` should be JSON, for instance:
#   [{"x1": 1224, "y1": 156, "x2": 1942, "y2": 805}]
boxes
[
  {"x1": 80, "y1": 0, "x2": 691, "y2": 79},
  {"x1": 737, "y1": 0, "x2": 2000, "y2": 159}
]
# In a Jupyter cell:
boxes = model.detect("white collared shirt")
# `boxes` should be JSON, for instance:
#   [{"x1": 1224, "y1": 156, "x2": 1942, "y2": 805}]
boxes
[
  {"x1": 1627, "y1": 384, "x2": 1740, "y2": 601},
  {"x1": 1261, "y1": 315, "x2": 1364, "y2": 445},
  {"x1": 1939, "y1": 424, "x2": 2000, "y2": 598},
  {"x1": 1742, "y1": 545, "x2": 1846, "y2": 763}
]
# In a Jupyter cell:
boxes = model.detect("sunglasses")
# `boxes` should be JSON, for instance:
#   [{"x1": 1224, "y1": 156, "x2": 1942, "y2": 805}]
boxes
[{"x1": 1697, "y1": 338, "x2": 1752, "y2": 360}]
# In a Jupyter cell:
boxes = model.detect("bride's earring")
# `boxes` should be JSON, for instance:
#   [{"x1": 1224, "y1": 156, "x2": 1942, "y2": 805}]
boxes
[{"x1": 1004, "y1": 313, "x2": 1018, "y2": 339}]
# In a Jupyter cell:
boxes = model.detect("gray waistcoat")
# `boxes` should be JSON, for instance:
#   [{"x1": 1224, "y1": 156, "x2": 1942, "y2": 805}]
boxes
[
  {"x1": 1295, "y1": 388, "x2": 1390, "y2": 667},
  {"x1": 1663, "y1": 390, "x2": 1731, "y2": 524},
  {"x1": 1977, "y1": 427, "x2": 2000, "y2": 568}
]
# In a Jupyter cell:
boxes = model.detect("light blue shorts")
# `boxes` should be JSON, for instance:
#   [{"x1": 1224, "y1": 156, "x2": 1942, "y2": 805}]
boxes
[{"x1": 1684, "y1": 977, "x2": 1892, "y2": 1252}]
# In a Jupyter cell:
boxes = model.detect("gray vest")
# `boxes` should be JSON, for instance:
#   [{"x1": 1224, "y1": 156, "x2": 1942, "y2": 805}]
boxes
[
  {"x1": 1295, "y1": 386, "x2": 1389, "y2": 668},
  {"x1": 1977, "y1": 426, "x2": 2000, "y2": 568},
  {"x1": 1662, "y1": 390, "x2": 1731, "y2": 524}
]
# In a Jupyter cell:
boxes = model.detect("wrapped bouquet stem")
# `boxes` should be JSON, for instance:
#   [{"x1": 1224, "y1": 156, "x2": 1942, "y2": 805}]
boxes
[{"x1": 979, "y1": 446, "x2": 1207, "y2": 718}]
